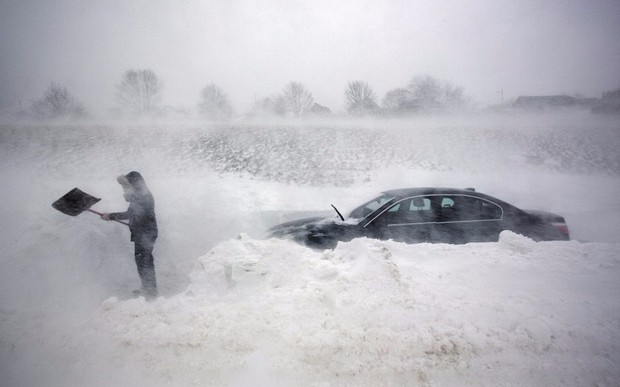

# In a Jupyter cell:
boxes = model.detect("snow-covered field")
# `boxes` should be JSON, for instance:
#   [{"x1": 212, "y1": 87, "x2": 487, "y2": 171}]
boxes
[{"x1": 1, "y1": 112, "x2": 619, "y2": 386}]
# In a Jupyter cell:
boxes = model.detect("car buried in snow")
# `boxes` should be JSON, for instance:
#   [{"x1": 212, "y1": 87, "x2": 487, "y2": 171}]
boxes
[{"x1": 268, "y1": 187, "x2": 570, "y2": 249}]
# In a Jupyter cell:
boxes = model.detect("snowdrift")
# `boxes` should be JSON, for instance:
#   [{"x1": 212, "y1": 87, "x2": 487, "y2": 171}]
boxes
[
  {"x1": 87, "y1": 233, "x2": 620, "y2": 386},
  {"x1": 1, "y1": 114, "x2": 620, "y2": 386}
]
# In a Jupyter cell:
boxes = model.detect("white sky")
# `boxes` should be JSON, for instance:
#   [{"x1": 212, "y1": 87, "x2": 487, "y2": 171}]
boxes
[{"x1": 1, "y1": 0, "x2": 619, "y2": 114}]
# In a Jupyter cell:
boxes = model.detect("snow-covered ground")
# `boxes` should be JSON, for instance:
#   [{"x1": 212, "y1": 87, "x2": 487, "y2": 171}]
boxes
[{"x1": 1, "y1": 112, "x2": 619, "y2": 386}]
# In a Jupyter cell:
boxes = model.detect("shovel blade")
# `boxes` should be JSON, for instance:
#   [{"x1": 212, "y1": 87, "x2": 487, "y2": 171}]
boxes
[{"x1": 52, "y1": 188, "x2": 101, "y2": 216}]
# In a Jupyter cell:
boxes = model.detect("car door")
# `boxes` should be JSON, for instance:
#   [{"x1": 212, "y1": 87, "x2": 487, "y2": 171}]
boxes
[
  {"x1": 431, "y1": 195, "x2": 504, "y2": 243},
  {"x1": 363, "y1": 196, "x2": 435, "y2": 243}
]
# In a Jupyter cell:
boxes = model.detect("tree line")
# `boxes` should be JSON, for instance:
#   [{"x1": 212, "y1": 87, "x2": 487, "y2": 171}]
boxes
[{"x1": 26, "y1": 69, "x2": 473, "y2": 121}]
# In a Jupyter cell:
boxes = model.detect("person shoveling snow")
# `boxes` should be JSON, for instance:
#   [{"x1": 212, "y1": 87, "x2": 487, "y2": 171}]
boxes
[
  {"x1": 52, "y1": 171, "x2": 159, "y2": 301},
  {"x1": 100, "y1": 171, "x2": 159, "y2": 301}
]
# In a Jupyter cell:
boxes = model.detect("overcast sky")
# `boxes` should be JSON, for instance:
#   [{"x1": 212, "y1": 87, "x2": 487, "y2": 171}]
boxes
[{"x1": 1, "y1": 0, "x2": 619, "y2": 114}]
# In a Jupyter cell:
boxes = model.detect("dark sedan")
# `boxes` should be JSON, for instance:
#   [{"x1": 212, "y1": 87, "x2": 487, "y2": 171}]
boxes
[{"x1": 268, "y1": 187, "x2": 570, "y2": 249}]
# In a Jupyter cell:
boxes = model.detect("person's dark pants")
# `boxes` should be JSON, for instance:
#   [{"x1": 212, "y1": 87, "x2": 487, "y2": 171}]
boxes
[{"x1": 134, "y1": 236, "x2": 158, "y2": 300}]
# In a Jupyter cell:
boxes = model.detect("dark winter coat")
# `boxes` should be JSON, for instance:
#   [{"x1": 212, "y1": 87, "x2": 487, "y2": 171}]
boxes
[{"x1": 109, "y1": 172, "x2": 158, "y2": 242}]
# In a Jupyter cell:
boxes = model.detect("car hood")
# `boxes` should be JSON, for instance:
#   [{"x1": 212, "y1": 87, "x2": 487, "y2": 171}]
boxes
[{"x1": 268, "y1": 216, "x2": 333, "y2": 237}]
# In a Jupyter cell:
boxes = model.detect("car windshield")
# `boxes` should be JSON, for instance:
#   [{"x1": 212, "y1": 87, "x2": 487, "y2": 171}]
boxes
[{"x1": 348, "y1": 193, "x2": 395, "y2": 221}]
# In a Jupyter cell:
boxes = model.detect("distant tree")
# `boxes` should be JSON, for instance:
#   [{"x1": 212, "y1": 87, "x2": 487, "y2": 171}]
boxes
[
  {"x1": 407, "y1": 75, "x2": 468, "y2": 111},
  {"x1": 602, "y1": 87, "x2": 620, "y2": 101},
  {"x1": 251, "y1": 95, "x2": 287, "y2": 117},
  {"x1": 345, "y1": 81, "x2": 379, "y2": 116},
  {"x1": 348, "y1": 98, "x2": 381, "y2": 116},
  {"x1": 116, "y1": 69, "x2": 162, "y2": 116},
  {"x1": 270, "y1": 95, "x2": 288, "y2": 116},
  {"x1": 30, "y1": 83, "x2": 87, "y2": 119},
  {"x1": 408, "y1": 75, "x2": 443, "y2": 106},
  {"x1": 382, "y1": 88, "x2": 414, "y2": 113},
  {"x1": 442, "y1": 82, "x2": 467, "y2": 108},
  {"x1": 198, "y1": 83, "x2": 233, "y2": 121},
  {"x1": 282, "y1": 82, "x2": 314, "y2": 117}
]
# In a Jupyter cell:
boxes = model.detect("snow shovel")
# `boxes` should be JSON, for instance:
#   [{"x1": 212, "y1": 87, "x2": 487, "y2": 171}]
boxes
[{"x1": 52, "y1": 187, "x2": 129, "y2": 226}]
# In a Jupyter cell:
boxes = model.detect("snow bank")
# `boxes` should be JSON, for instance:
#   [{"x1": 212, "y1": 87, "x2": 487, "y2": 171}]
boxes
[
  {"x1": 81, "y1": 233, "x2": 620, "y2": 386},
  {"x1": 1, "y1": 118, "x2": 620, "y2": 386}
]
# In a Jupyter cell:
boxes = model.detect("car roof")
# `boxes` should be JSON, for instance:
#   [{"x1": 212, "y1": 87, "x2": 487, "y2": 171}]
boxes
[
  {"x1": 381, "y1": 187, "x2": 517, "y2": 209},
  {"x1": 383, "y1": 187, "x2": 481, "y2": 198}
]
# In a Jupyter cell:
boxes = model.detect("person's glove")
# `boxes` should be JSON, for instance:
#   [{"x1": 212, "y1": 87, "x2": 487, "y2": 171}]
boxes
[{"x1": 101, "y1": 213, "x2": 110, "y2": 221}]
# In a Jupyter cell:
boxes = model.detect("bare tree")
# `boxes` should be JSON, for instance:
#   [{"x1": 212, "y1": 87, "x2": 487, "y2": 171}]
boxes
[
  {"x1": 381, "y1": 88, "x2": 411, "y2": 112},
  {"x1": 30, "y1": 83, "x2": 86, "y2": 119},
  {"x1": 252, "y1": 95, "x2": 287, "y2": 117},
  {"x1": 345, "y1": 81, "x2": 376, "y2": 108},
  {"x1": 407, "y1": 75, "x2": 468, "y2": 111},
  {"x1": 282, "y1": 82, "x2": 314, "y2": 117},
  {"x1": 442, "y1": 83, "x2": 467, "y2": 109},
  {"x1": 198, "y1": 83, "x2": 233, "y2": 121},
  {"x1": 407, "y1": 75, "x2": 443, "y2": 106},
  {"x1": 116, "y1": 69, "x2": 162, "y2": 115}
]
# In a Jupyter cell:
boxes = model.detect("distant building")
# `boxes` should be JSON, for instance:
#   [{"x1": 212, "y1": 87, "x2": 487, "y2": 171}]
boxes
[
  {"x1": 306, "y1": 103, "x2": 332, "y2": 116},
  {"x1": 592, "y1": 88, "x2": 620, "y2": 114},
  {"x1": 514, "y1": 95, "x2": 576, "y2": 109},
  {"x1": 602, "y1": 89, "x2": 620, "y2": 100},
  {"x1": 513, "y1": 95, "x2": 599, "y2": 110}
]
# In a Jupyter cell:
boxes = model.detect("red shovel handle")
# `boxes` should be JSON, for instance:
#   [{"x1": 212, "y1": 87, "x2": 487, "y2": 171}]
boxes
[{"x1": 87, "y1": 209, "x2": 129, "y2": 226}]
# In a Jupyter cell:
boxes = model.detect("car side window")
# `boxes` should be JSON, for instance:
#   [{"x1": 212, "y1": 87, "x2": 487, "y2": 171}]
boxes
[
  {"x1": 382, "y1": 196, "x2": 433, "y2": 224},
  {"x1": 476, "y1": 199, "x2": 503, "y2": 220},
  {"x1": 441, "y1": 198, "x2": 455, "y2": 208},
  {"x1": 410, "y1": 197, "x2": 432, "y2": 211},
  {"x1": 349, "y1": 194, "x2": 394, "y2": 219},
  {"x1": 437, "y1": 197, "x2": 458, "y2": 222},
  {"x1": 437, "y1": 195, "x2": 502, "y2": 222}
]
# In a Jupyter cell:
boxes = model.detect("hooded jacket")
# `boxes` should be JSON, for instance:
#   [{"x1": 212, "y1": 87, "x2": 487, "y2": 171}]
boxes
[{"x1": 109, "y1": 171, "x2": 158, "y2": 242}]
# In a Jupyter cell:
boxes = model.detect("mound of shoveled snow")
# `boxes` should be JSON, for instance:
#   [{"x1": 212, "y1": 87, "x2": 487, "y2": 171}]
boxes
[{"x1": 86, "y1": 232, "x2": 620, "y2": 386}]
